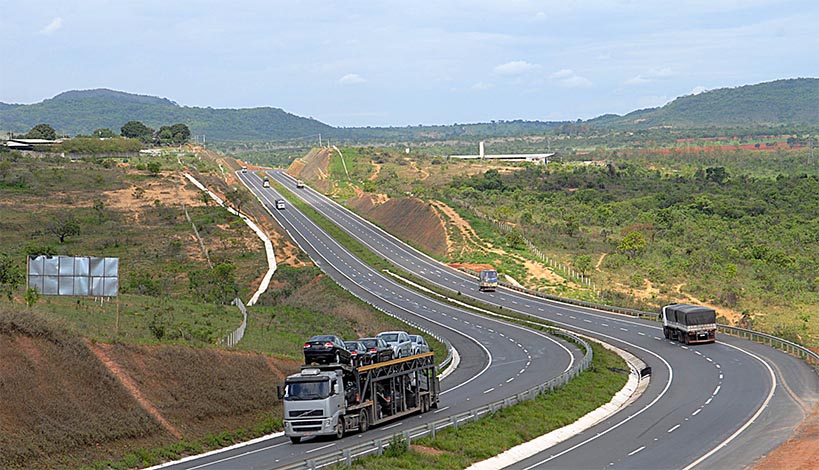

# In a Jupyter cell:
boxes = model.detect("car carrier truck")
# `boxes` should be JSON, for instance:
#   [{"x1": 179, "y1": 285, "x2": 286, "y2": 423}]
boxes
[
  {"x1": 662, "y1": 304, "x2": 717, "y2": 344},
  {"x1": 279, "y1": 353, "x2": 439, "y2": 443},
  {"x1": 478, "y1": 269, "x2": 498, "y2": 292}
]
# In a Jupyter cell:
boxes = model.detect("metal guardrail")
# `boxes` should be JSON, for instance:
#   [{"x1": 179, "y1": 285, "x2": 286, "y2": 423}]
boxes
[
  {"x1": 459, "y1": 268, "x2": 819, "y2": 366},
  {"x1": 275, "y1": 329, "x2": 592, "y2": 470},
  {"x1": 717, "y1": 324, "x2": 819, "y2": 365}
]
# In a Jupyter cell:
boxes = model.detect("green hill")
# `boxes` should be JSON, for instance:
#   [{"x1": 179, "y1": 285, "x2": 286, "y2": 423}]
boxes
[
  {"x1": 589, "y1": 78, "x2": 819, "y2": 128},
  {"x1": 0, "y1": 88, "x2": 336, "y2": 141}
]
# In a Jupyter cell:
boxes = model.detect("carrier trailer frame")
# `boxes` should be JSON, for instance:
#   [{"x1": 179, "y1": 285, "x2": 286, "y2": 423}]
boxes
[{"x1": 279, "y1": 352, "x2": 439, "y2": 443}]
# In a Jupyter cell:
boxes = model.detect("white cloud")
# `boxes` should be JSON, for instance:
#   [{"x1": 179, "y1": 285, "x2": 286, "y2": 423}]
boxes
[
  {"x1": 493, "y1": 60, "x2": 539, "y2": 76},
  {"x1": 691, "y1": 85, "x2": 708, "y2": 95},
  {"x1": 39, "y1": 17, "x2": 63, "y2": 35},
  {"x1": 625, "y1": 67, "x2": 675, "y2": 85},
  {"x1": 470, "y1": 81, "x2": 493, "y2": 91},
  {"x1": 549, "y1": 69, "x2": 592, "y2": 88},
  {"x1": 338, "y1": 73, "x2": 366, "y2": 85},
  {"x1": 533, "y1": 11, "x2": 547, "y2": 21}
]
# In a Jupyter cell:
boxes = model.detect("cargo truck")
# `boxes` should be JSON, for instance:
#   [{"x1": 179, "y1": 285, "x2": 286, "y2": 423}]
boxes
[
  {"x1": 279, "y1": 353, "x2": 439, "y2": 443},
  {"x1": 479, "y1": 269, "x2": 498, "y2": 292},
  {"x1": 662, "y1": 304, "x2": 717, "y2": 344}
]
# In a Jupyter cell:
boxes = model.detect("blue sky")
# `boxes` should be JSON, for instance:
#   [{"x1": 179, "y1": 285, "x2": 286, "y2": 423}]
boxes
[{"x1": 1, "y1": 1, "x2": 817, "y2": 126}]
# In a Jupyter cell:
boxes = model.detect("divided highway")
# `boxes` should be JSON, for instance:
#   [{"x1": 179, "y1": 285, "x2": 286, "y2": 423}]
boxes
[
  {"x1": 264, "y1": 169, "x2": 819, "y2": 469},
  {"x1": 161, "y1": 173, "x2": 584, "y2": 470}
]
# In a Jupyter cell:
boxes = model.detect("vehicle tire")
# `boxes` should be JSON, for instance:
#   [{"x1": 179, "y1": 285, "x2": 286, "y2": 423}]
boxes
[
  {"x1": 663, "y1": 327, "x2": 670, "y2": 339},
  {"x1": 359, "y1": 409, "x2": 369, "y2": 433},
  {"x1": 290, "y1": 436, "x2": 301, "y2": 444},
  {"x1": 335, "y1": 422, "x2": 344, "y2": 440}
]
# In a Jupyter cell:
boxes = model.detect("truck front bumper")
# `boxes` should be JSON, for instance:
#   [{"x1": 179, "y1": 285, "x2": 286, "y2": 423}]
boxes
[{"x1": 284, "y1": 416, "x2": 338, "y2": 437}]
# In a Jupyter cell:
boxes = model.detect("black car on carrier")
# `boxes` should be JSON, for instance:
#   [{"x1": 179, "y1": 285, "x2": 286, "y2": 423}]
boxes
[{"x1": 303, "y1": 335, "x2": 352, "y2": 365}]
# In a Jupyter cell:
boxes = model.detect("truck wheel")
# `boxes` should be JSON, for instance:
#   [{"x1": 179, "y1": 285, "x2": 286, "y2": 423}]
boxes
[
  {"x1": 359, "y1": 410, "x2": 369, "y2": 433},
  {"x1": 290, "y1": 436, "x2": 301, "y2": 444},
  {"x1": 663, "y1": 327, "x2": 670, "y2": 339},
  {"x1": 335, "y1": 422, "x2": 344, "y2": 439}
]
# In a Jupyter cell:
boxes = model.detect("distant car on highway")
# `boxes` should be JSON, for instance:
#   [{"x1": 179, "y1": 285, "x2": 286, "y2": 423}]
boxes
[
  {"x1": 358, "y1": 337, "x2": 394, "y2": 363},
  {"x1": 296, "y1": 180, "x2": 305, "y2": 188},
  {"x1": 409, "y1": 335, "x2": 430, "y2": 355},
  {"x1": 303, "y1": 335, "x2": 351, "y2": 365},
  {"x1": 275, "y1": 199, "x2": 285, "y2": 210},
  {"x1": 377, "y1": 331, "x2": 413, "y2": 358}
]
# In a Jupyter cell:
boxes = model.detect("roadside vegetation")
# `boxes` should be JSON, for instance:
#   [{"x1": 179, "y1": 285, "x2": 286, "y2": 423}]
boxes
[
  {"x1": 347, "y1": 341, "x2": 627, "y2": 470},
  {"x1": 303, "y1": 143, "x2": 819, "y2": 348}
]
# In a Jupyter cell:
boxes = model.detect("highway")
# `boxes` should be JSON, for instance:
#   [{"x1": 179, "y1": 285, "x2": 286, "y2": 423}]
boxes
[
  {"x1": 263, "y1": 169, "x2": 819, "y2": 469},
  {"x1": 160, "y1": 172, "x2": 584, "y2": 470}
]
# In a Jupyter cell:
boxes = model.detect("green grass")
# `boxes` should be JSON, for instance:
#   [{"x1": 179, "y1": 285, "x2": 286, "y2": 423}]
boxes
[{"x1": 349, "y1": 341, "x2": 627, "y2": 469}]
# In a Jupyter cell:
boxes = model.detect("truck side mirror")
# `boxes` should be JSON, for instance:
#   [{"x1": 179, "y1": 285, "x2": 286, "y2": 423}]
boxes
[{"x1": 277, "y1": 385, "x2": 284, "y2": 400}]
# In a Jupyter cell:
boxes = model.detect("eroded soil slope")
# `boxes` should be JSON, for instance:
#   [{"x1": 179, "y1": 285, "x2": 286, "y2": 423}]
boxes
[{"x1": 0, "y1": 307, "x2": 298, "y2": 469}]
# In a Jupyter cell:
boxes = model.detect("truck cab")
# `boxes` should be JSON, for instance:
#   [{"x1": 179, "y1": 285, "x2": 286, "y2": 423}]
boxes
[
  {"x1": 479, "y1": 269, "x2": 498, "y2": 292},
  {"x1": 275, "y1": 199, "x2": 286, "y2": 210},
  {"x1": 280, "y1": 367, "x2": 349, "y2": 443}
]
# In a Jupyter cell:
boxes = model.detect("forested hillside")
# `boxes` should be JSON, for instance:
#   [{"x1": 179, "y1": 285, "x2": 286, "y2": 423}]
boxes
[
  {"x1": 0, "y1": 88, "x2": 336, "y2": 141},
  {"x1": 2, "y1": 79, "x2": 816, "y2": 144},
  {"x1": 589, "y1": 78, "x2": 819, "y2": 128}
]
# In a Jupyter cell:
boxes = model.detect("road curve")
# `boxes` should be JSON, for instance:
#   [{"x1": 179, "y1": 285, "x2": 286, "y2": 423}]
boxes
[
  {"x1": 158, "y1": 172, "x2": 582, "y2": 470},
  {"x1": 268, "y1": 169, "x2": 819, "y2": 469}
]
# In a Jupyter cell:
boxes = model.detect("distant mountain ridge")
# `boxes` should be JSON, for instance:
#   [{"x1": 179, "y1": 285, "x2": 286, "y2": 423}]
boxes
[
  {"x1": 1, "y1": 79, "x2": 816, "y2": 141},
  {"x1": 0, "y1": 88, "x2": 335, "y2": 141},
  {"x1": 588, "y1": 78, "x2": 819, "y2": 128}
]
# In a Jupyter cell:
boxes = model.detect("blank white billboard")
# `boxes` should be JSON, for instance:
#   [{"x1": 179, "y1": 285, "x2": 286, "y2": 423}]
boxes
[{"x1": 27, "y1": 256, "x2": 119, "y2": 297}]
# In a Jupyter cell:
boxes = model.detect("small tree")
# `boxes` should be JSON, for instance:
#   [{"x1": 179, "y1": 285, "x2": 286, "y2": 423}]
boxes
[
  {"x1": 25, "y1": 123, "x2": 57, "y2": 140},
  {"x1": 0, "y1": 252, "x2": 24, "y2": 301},
  {"x1": 24, "y1": 286, "x2": 41, "y2": 307},
  {"x1": 573, "y1": 254, "x2": 593, "y2": 276},
  {"x1": 46, "y1": 213, "x2": 81, "y2": 243},
  {"x1": 92, "y1": 128, "x2": 116, "y2": 138},
  {"x1": 146, "y1": 161, "x2": 162, "y2": 175},
  {"x1": 618, "y1": 231, "x2": 646, "y2": 260},
  {"x1": 121, "y1": 121, "x2": 154, "y2": 142}
]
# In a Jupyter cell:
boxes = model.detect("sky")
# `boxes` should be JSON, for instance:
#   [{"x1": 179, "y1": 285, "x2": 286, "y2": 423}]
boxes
[{"x1": 1, "y1": 1, "x2": 817, "y2": 127}]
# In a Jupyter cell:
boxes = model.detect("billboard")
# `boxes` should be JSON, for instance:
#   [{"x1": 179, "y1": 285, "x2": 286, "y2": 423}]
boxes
[{"x1": 27, "y1": 256, "x2": 119, "y2": 297}]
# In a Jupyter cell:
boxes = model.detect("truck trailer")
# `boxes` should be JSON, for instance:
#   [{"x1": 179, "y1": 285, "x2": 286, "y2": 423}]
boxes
[
  {"x1": 279, "y1": 353, "x2": 439, "y2": 443},
  {"x1": 662, "y1": 304, "x2": 717, "y2": 344},
  {"x1": 478, "y1": 269, "x2": 498, "y2": 292}
]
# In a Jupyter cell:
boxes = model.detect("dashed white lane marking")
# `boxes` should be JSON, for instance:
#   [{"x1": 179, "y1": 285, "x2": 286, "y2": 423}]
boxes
[
  {"x1": 382, "y1": 422, "x2": 403, "y2": 430},
  {"x1": 668, "y1": 424, "x2": 681, "y2": 433},
  {"x1": 713, "y1": 385, "x2": 721, "y2": 395},
  {"x1": 620, "y1": 328, "x2": 628, "y2": 332},
  {"x1": 692, "y1": 408, "x2": 702, "y2": 416},
  {"x1": 583, "y1": 319, "x2": 592, "y2": 323},
  {"x1": 705, "y1": 397, "x2": 713, "y2": 405},
  {"x1": 306, "y1": 443, "x2": 336, "y2": 453},
  {"x1": 637, "y1": 332, "x2": 645, "y2": 336},
  {"x1": 706, "y1": 357, "x2": 713, "y2": 362},
  {"x1": 433, "y1": 406, "x2": 450, "y2": 414},
  {"x1": 628, "y1": 446, "x2": 646, "y2": 456},
  {"x1": 506, "y1": 377, "x2": 515, "y2": 383},
  {"x1": 601, "y1": 323, "x2": 609, "y2": 327},
  {"x1": 519, "y1": 368, "x2": 526, "y2": 374},
  {"x1": 484, "y1": 388, "x2": 495, "y2": 394}
]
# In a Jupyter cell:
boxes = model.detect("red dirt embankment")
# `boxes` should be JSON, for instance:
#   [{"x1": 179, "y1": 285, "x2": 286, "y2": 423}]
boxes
[{"x1": 0, "y1": 307, "x2": 299, "y2": 469}]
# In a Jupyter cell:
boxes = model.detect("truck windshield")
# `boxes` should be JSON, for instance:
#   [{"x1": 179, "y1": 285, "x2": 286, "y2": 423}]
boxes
[
  {"x1": 480, "y1": 271, "x2": 497, "y2": 282},
  {"x1": 285, "y1": 380, "x2": 331, "y2": 400}
]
